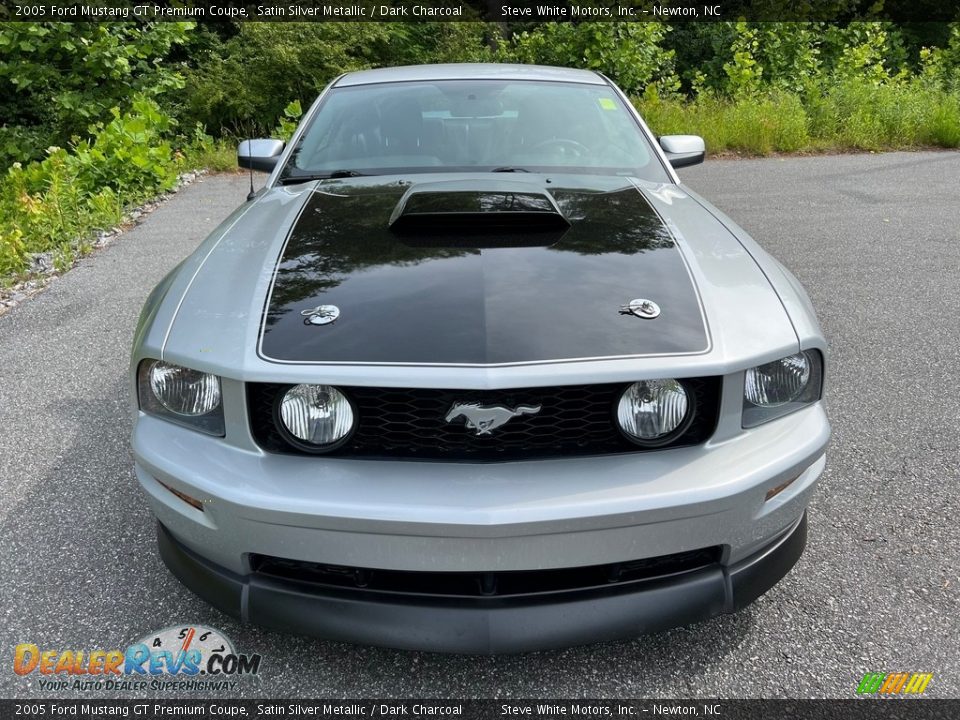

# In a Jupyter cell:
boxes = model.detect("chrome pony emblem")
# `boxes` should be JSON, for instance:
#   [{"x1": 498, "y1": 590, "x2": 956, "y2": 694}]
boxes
[
  {"x1": 445, "y1": 402, "x2": 542, "y2": 436},
  {"x1": 301, "y1": 305, "x2": 340, "y2": 326},
  {"x1": 620, "y1": 298, "x2": 660, "y2": 319}
]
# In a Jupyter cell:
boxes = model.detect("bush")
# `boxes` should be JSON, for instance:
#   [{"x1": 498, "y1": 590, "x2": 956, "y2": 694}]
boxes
[
  {"x1": 72, "y1": 96, "x2": 181, "y2": 196},
  {"x1": 501, "y1": 22, "x2": 679, "y2": 95},
  {"x1": 0, "y1": 22, "x2": 193, "y2": 166},
  {"x1": 0, "y1": 96, "x2": 192, "y2": 282},
  {"x1": 382, "y1": 22, "x2": 495, "y2": 66},
  {"x1": 175, "y1": 22, "x2": 497, "y2": 138},
  {"x1": 0, "y1": 227, "x2": 25, "y2": 278},
  {"x1": 177, "y1": 23, "x2": 396, "y2": 137}
]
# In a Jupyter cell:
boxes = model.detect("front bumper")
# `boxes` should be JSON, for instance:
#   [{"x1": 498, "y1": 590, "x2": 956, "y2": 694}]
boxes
[
  {"x1": 158, "y1": 513, "x2": 807, "y2": 653},
  {"x1": 134, "y1": 400, "x2": 829, "y2": 652}
]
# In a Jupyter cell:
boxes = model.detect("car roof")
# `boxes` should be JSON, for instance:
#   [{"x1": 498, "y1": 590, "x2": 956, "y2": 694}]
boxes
[{"x1": 334, "y1": 63, "x2": 607, "y2": 87}]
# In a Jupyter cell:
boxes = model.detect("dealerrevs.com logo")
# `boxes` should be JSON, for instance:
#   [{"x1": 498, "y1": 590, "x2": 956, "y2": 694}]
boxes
[{"x1": 13, "y1": 625, "x2": 262, "y2": 692}]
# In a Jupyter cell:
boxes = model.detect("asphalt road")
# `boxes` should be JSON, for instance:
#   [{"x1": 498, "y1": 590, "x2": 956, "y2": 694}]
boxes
[{"x1": 1, "y1": 152, "x2": 958, "y2": 699}]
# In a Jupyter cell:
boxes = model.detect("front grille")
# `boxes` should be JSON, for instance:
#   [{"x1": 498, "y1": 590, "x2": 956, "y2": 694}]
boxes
[
  {"x1": 249, "y1": 546, "x2": 721, "y2": 599},
  {"x1": 247, "y1": 378, "x2": 720, "y2": 461}
]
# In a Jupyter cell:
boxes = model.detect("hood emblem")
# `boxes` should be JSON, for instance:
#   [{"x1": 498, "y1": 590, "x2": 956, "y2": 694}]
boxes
[
  {"x1": 620, "y1": 298, "x2": 660, "y2": 319},
  {"x1": 445, "y1": 402, "x2": 541, "y2": 436},
  {"x1": 301, "y1": 305, "x2": 340, "y2": 326}
]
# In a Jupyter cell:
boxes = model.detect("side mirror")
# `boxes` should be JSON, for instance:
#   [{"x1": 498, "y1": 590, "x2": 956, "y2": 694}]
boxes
[
  {"x1": 659, "y1": 135, "x2": 705, "y2": 169},
  {"x1": 238, "y1": 139, "x2": 285, "y2": 172}
]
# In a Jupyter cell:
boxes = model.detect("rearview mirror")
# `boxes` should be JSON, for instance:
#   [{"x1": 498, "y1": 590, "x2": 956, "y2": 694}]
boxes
[
  {"x1": 659, "y1": 135, "x2": 705, "y2": 169},
  {"x1": 238, "y1": 139, "x2": 285, "y2": 172}
]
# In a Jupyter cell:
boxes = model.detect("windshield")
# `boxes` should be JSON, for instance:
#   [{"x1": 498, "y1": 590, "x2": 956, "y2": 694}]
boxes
[{"x1": 280, "y1": 80, "x2": 669, "y2": 183}]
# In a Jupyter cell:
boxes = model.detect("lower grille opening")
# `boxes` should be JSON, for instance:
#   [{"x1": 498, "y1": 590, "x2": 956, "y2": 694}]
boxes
[{"x1": 249, "y1": 547, "x2": 721, "y2": 599}]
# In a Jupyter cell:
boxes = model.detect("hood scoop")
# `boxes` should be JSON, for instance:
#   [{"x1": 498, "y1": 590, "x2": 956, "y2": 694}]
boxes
[{"x1": 388, "y1": 180, "x2": 569, "y2": 248}]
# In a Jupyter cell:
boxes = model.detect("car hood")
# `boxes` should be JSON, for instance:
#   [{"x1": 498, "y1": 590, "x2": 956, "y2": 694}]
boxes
[
  {"x1": 159, "y1": 174, "x2": 798, "y2": 375},
  {"x1": 257, "y1": 178, "x2": 708, "y2": 365}
]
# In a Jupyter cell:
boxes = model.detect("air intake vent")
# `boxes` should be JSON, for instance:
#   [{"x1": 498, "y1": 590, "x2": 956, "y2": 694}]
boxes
[
  {"x1": 389, "y1": 180, "x2": 569, "y2": 247},
  {"x1": 249, "y1": 546, "x2": 722, "y2": 598}
]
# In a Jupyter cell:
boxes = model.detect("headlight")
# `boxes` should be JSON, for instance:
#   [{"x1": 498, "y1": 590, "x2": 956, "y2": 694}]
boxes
[
  {"x1": 616, "y1": 379, "x2": 692, "y2": 446},
  {"x1": 743, "y1": 350, "x2": 823, "y2": 427},
  {"x1": 149, "y1": 362, "x2": 221, "y2": 415},
  {"x1": 745, "y1": 352, "x2": 810, "y2": 406},
  {"x1": 276, "y1": 384, "x2": 355, "y2": 452},
  {"x1": 137, "y1": 360, "x2": 224, "y2": 436}
]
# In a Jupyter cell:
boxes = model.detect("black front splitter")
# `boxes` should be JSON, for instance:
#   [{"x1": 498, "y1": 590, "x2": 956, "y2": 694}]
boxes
[{"x1": 157, "y1": 513, "x2": 807, "y2": 654}]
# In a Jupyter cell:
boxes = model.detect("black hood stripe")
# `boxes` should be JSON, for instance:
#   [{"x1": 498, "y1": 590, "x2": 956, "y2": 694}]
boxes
[{"x1": 258, "y1": 179, "x2": 710, "y2": 367}]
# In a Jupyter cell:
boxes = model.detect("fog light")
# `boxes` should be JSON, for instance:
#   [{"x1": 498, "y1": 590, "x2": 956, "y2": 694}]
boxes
[
  {"x1": 616, "y1": 379, "x2": 691, "y2": 446},
  {"x1": 277, "y1": 384, "x2": 355, "y2": 452}
]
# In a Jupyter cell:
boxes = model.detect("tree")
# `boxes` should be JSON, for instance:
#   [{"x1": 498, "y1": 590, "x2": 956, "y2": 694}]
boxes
[{"x1": 0, "y1": 22, "x2": 193, "y2": 165}]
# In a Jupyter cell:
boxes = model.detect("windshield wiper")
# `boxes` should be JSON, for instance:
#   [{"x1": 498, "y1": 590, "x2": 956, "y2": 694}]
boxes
[
  {"x1": 490, "y1": 167, "x2": 531, "y2": 173},
  {"x1": 279, "y1": 170, "x2": 368, "y2": 185}
]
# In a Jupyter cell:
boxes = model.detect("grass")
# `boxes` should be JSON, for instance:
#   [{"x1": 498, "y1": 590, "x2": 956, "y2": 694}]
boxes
[
  {"x1": 0, "y1": 133, "x2": 238, "y2": 287},
  {"x1": 636, "y1": 80, "x2": 960, "y2": 155},
  {"x1": 188, "y1": 138, "x2": 239, "y2": 173},
  {"x1": 637, "y1": 91, "x2": 810, "y2": 155}
]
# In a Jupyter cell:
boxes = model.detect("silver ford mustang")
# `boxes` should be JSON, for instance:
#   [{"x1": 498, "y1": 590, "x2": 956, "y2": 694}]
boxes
[{"x1": 131, "y1": 64, "x2": 830, "y2": 653}]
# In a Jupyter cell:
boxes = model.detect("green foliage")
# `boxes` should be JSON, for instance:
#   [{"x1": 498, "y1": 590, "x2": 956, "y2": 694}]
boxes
[
  {"x1": 803, "y1": 77, "x2": 960, "y2": 150},
  {"x1": 647, "y1": 20, "x2": 960, "y2": 154},
  {"x1": 502, "y1": 22, "x2": 679, "y2": 95},
  {"x1": 0, "y1": 226, "x2": 25, "y2": 278},
  {"x1": 0, "y1": 96, "x2": 190, "y2": 283},
  {"x1": 638, "y1": 76, "x2": 960, "y2": 155},
  {"x1": 177, "y1": 23, "x2": 395, "y2": 137},
  {"x1": 71, "y1": 97, "x2": 180, "y2": 197},
  {"x1": 668, "y1": 21, "x2": 943, "y2": 96},
  {"x1": 274, "y1": 101, "x2": 304, "y2": 143},
  {"x1": 382, "y1": 22, "x2": 496, "y2": 65},
  {"x1": 3, "y1": 18, "x2": 960, "y2": 285},
  {"x1": 639, "y1": 90, "x2": 810, "y2": 155},
  {"x1": 0, "y1": 21, "x2": 193, "y2": 165},
  {"x1": 918, "y1": 24, "x2": 960, "y2": 91},
  {"x1": 826, "y1": 22, "x2": 896, "y2": 84},
  {"x1": 722, "y1": 22, "x2": 765, "y2": 97},
  {"x1": 675, "y1": 23, "x2": 824, "y2": 96},
  {"x1": 175, "y1": 22, "x2": 500, "y2": 137},
  {"x1": 753, "y1": 24, "x2": 822, "y2": 94},
  {"x1": 187, "y1": 138, "x2": 239, "y2": 174}
]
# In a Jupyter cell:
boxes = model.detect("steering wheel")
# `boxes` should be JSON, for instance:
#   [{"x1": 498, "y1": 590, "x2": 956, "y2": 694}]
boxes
[{"x1": 529, "y1": 138, "x2": 591, "y2": 157}]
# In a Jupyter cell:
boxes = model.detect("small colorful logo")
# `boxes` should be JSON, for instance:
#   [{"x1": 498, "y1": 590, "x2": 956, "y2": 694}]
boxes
[
  {"x1": 13, "y1": 625, "x2": 261, "y2": 692},
  {"x1": 856, "y1": 672, "x2": 933, "y2": 695}
]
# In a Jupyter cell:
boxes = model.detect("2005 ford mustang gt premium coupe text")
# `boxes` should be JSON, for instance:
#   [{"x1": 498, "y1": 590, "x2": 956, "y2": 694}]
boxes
[{"x1": 131, "y1": 64, "x2": 830, "y2": 653}]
